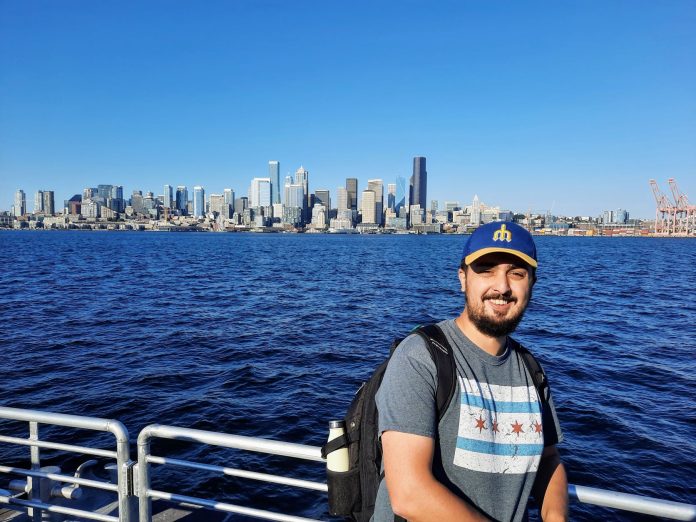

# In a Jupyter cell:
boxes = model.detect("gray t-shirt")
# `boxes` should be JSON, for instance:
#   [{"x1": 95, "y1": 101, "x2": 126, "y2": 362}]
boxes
[{"x1": 373, "y1": 319, "x2": 563, "y2": 522}]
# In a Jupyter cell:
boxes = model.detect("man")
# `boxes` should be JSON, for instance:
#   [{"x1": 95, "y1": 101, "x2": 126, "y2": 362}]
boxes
[{"x1": 373, "y1": 221, "x2": 568, "y2": 522}]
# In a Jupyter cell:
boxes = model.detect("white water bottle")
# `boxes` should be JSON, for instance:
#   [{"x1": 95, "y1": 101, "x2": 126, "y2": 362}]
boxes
[{"x1": 326, "y1": 420, "x2": 350, "y2": 472}]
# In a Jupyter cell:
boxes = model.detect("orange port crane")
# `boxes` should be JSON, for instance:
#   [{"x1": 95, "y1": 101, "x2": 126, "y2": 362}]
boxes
[{"x1": 649, "y1": 178, "x2": 695, "y2": 236}]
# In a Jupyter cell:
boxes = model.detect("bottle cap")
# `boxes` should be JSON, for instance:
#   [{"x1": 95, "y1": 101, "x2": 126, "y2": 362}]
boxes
[{"x1": 329, "y1": 420, "x2": 346, "y2": 429}]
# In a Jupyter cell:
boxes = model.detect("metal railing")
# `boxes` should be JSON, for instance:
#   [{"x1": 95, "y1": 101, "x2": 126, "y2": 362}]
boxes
[
  {"x1": 137, "y1": 424, "x2": 327, "y2": 522},
  {"x1": 1, "y1": 407, "x2": 694, "y2": 521},
  {"x1": 0, "y1": 407, "x2": 135, "y2": 522}
]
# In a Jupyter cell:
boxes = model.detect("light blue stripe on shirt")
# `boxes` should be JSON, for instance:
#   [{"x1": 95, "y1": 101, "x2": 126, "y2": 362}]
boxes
[
  {"x1": 456, "y1": 437, "x2": 544, "y2": 457},
  {"x1": 460, "y1": 392, "x2": 540, "y2": 414}
]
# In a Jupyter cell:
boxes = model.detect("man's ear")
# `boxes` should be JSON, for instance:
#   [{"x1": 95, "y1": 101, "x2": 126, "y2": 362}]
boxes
[{"x1": 458, "y1": 267, "x2": 467, "y2": 292}]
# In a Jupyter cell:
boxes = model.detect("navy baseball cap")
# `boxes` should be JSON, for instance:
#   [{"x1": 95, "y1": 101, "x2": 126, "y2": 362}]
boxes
[{"x1": 462, "y1": 221, "x2": 538, "y2": 268}]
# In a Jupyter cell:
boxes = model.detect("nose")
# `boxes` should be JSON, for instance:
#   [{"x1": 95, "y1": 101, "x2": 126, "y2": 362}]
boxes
[{"x1": 491, "y1": 269, "x2": 512, "y2": 295}]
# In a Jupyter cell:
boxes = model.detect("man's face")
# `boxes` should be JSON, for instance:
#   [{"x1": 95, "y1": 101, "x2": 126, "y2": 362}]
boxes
[{"x1": 458, "y1": 252, "x2": 535, "y2": 338}]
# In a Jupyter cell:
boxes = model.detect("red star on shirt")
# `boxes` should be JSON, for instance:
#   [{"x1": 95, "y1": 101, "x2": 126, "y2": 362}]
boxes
[
  {"x1": 511, "y1": 421, "x2": 524, "y2": 436},
  {"x1": 475, "y1": 415, "x2": 487, "y2": 433},
  {"x1": 533, "y1": 420, "x2": 543, "y2": 434},
  {"x1": 492, "y1": 420, "x2": 499, "y2": 433}
]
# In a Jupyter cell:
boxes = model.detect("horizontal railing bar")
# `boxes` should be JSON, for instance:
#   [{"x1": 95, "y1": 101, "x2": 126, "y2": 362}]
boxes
[
  {"x1": 141, "y1": 424, "x2": 324, "y2": 462},
  {"x1": 0, "y1": 407, "x2": 122, "y2": 436},
  {"x1": 0, "y1": 465, "x2": 119, "y2": 492},
  {"x1": 0, "y1": 434, "x2": 116, "y2": 458},
  {"x1": 0, "y1": 494, "x2": 118, "y2": 522},
  {"x1": 569, "y1": 485, "x2": 696, "y2": 521},
  {"x1": 147, "y1": 489, "x2": 321, "y2": 522},
  {"x1": 147, "y1": 455, "x2": 328, "y2": 492}
]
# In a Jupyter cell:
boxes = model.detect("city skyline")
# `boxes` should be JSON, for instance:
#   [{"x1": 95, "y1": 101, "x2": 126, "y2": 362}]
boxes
[{"x1": 1, "y1": 2, "x2": 695, "y2": 218}]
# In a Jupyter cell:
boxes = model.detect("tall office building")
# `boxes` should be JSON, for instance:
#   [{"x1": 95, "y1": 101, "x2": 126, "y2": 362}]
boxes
[
  {"x1": 361, "y1": 190, "x2": 376, "y2": 224},
  {"x1": 346, "y1": 178, "x2": 358, "y2": 211},
  {"x1": 224, "y1": 188, "x2": 234, "y2": 206},
  {"x1": 410, "y1": 157, "x2": 427, "y2": 211},
  {"x1": 367, "y1": 179, "x2": 384, "y2": 225},
  {"x1": 269, "y1": 161, "x2": 281, "y2": 204},
  {"x1": 395, "y1": 176, "x2": 406, "y2": 216},
  {"x1": 337, "y1": 187, "x2": 349, "y2": 211},
  {"x1": 193, "y1": 186, "x2": 205, "y2": 217},
  {"x1": 209, "y1": 194, "x2": 226, "y2": 217},
  {"x1": 249, "y1": 178, "x2": 272, "y2": 208},
  {"x1": 314, "y1": 189, "x2": 330, "y2": 213},
  {"x1": 234, "y1": 197, "x2": 248, "y2": 215},
  {"x1": 295, "y1": 166, "x2": 309, "y2": 220},
  {"x1": 471, "y1": 195, "x2": 481, "y2": 225},
  {"x1": 175, "y1": 186, "x2": 188, "y2": 214},
  {"x1": 284, "y1": 180, "x2": 305, "y2": 210},
  {"x1": 34, "y1": 191, "x2": 44, "y2": 214},
  {"x1": 163, "y1": 185, "x2": 173, "y2": 208},
  {"x1": 14, "y1": 190, "x2": 26, "y2": 217},
  {"x1": 387, "y1": 184, "x2": 396, "y2": 211},
  {"x1": 42, "y1": 191, "x2": 55, "y2": 215}
]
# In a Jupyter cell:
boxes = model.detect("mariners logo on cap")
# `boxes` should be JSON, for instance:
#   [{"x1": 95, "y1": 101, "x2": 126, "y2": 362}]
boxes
[{"x1": 492, "y1": 224, "x2": 512, "y2": 242}]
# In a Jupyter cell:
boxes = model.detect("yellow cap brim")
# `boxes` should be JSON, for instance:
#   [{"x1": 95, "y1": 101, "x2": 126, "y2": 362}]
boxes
[{"x1": 464, "y1": 247, "x2": 538, "y2": 268}]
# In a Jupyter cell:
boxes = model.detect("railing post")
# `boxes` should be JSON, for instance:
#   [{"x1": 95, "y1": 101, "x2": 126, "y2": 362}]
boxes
[
  {"x1": 137, "y1": 427, "x2": 152, "y2": 522},
  {"x1": 28, "y1": 421, "x2": 41, "y2": 522}
]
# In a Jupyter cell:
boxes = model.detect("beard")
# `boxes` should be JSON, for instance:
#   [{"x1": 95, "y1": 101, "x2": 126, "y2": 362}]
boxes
[{"x1": 465, "y1": 290, "x2": 531, "y2": 338}]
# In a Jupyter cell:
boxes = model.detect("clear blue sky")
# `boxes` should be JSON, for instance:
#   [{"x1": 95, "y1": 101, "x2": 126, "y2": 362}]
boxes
[{"x1": 1, "y1": 0, "x2": 694, "y2": 218}]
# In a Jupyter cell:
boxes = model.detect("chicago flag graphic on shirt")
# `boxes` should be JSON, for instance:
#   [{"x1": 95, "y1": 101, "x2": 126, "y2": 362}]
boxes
[{"x1": 453, "y1": 376, "x2": 544, "y2": 474}]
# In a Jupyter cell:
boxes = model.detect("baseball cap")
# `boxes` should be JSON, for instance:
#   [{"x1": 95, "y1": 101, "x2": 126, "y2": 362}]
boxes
[{"x1": 462, "y1": 221, "x2": 538, "y2": 268}]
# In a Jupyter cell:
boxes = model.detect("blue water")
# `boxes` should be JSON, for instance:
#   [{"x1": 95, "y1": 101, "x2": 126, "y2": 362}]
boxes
[{"x1": 1, "y1": 231, "x2": 694, "y2": 521}]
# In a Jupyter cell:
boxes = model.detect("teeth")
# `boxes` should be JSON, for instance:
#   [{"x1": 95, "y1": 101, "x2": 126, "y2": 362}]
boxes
[{"x1": 489, "y1": 299, "x2": 509, "y2": 305}]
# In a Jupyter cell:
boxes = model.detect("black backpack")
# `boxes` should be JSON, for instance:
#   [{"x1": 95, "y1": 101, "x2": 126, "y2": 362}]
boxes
[{"x1": 321, "y1": 324, "x2": 549, "y2": 522}]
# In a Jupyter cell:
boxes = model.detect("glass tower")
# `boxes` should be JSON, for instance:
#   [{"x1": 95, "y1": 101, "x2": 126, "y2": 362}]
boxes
[{"x1": 269, "y1": 161, "x2": 280, "y2": 204}]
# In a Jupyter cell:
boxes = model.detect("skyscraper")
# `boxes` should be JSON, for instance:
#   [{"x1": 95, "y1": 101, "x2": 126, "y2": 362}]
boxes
[
  {"x1": 314, "y1": 189, "x2": 330, "y2": 213},
  {"x1": 346, "y1": 178, "x2": 358, "y2": 211},
  {"x1": 249, "y1": 178, "x2": 272, "y2": 208},
  {"x1": 175, "y1": 186, "x2": 188, "y2": 214},
  {"x1": 295, "y1": 166, "x2": 309, "y2": 222},
  {"x1": 163, "y1": 185, "x2": 173, "y2": 208},
  {"x1": 14, "y1": 190, "x2": 26, "y2": 217},
  {"x1": 395, "y1": 176, "x2": 406, "y2": 217},
  {"x1": 367, "y1": 179, "x2": 384, "y2": 225},
  {"x1": 42, "y1": 191, "x2": 55, "y2": 215},
  {"x1": 337, "y1": 187, "x2": 349, "y2": 211},
  {"x1": 387, "y1": 183, "x2": 396, "y2": 211},
  {"x1": 269, "y1": 161, "x2": 280, "y2": 204},
  {"x1": 361, "y1": 190, "x2": 376, "y2": 224},
  {"x1": 410, "y1": 157, "x2": 427, "y2": 211},
  {"x1": 34, "y1": 190, "x2": 44, "y2": 214},
  {"x1": 193, "y1": 186, "x2": 205, "y2": 217}
]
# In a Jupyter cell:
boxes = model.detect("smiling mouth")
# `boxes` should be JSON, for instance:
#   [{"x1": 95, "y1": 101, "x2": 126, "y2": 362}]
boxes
[{"x1": 483, "y1": 295, "x2": 517, "y2": 306}]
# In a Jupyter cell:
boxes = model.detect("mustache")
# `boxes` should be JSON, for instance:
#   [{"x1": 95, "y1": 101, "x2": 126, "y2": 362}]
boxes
[{"x1": 483, "y1": 293, "x2": 517, "y2": 302}]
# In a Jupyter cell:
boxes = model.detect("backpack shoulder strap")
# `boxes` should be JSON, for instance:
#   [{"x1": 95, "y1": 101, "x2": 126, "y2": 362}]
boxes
[
  {"x1": 413, "y1": 324, "x2": 457, "y2": 422},
  {"x1": 510, "y1": 338, "x2": 549, "y2": 406}
]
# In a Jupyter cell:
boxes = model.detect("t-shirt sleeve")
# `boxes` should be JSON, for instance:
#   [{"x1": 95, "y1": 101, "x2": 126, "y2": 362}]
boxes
[
  {"x1": 542, "y1": 386, "x2": 564, "y2": 447},
  {"x1": 376, "y1": 334, "x2": 438, "y2": 438}
]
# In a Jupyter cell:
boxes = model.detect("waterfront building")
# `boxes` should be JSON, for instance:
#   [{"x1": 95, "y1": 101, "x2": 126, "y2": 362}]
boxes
[
  {"x1": 14, "y1": 190, "x2": 26, "y2": 217},
  {"x1": 269, "y1": 161, "x2": 281, "y2": 204},
  {"x1": 361, "y1": 189, "x2": 376, "y2": 224},
  {"x1": 82, "y1": 200, "x2": 100, "y2": 218},
  {"x1": 249, "y1": 178, "x2": 271, "y2": 209},
  {"x1": 163, "y1": 185, "x2": 173, "y2": 208},
  {"x1": 130, "y1": 191, "x2": 145, "y2": 215},
  {"x1": 311, "y1": 203, "x2": 328, "y2": 229},
  {"x1": 175, "y1": 186, "x2": 188, "y2": 214},
  {"x1": 330, "y1": 213, "x2": 354, "y2": 231},
  {"x1": 346, "y1": 178, "x2": 358, "y2": 211},
  {"x1": 367, "y1": 179, "x2": 384, "y2": 226},
  {"x1": 470, "y1": 195, "x2": 481, "y2": 225},
  {"x1": 193, "y1": 186, "x2": 205, "y2": 217},
  {"x1": 282, "y1": 206, "x2": 302, "y2": 226},
  {"x1": 410, "y1": 204, "x2": 424, "y2": 226},
  {"x1": 410, "y1": 157, "x2": 427, "y2": 211},
  {"x1": 615, "y1": 208, "x2": 629, "y2": 224},
  {"x1": 34, "y1": 190, "x2": 44, "y2": 214}
]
